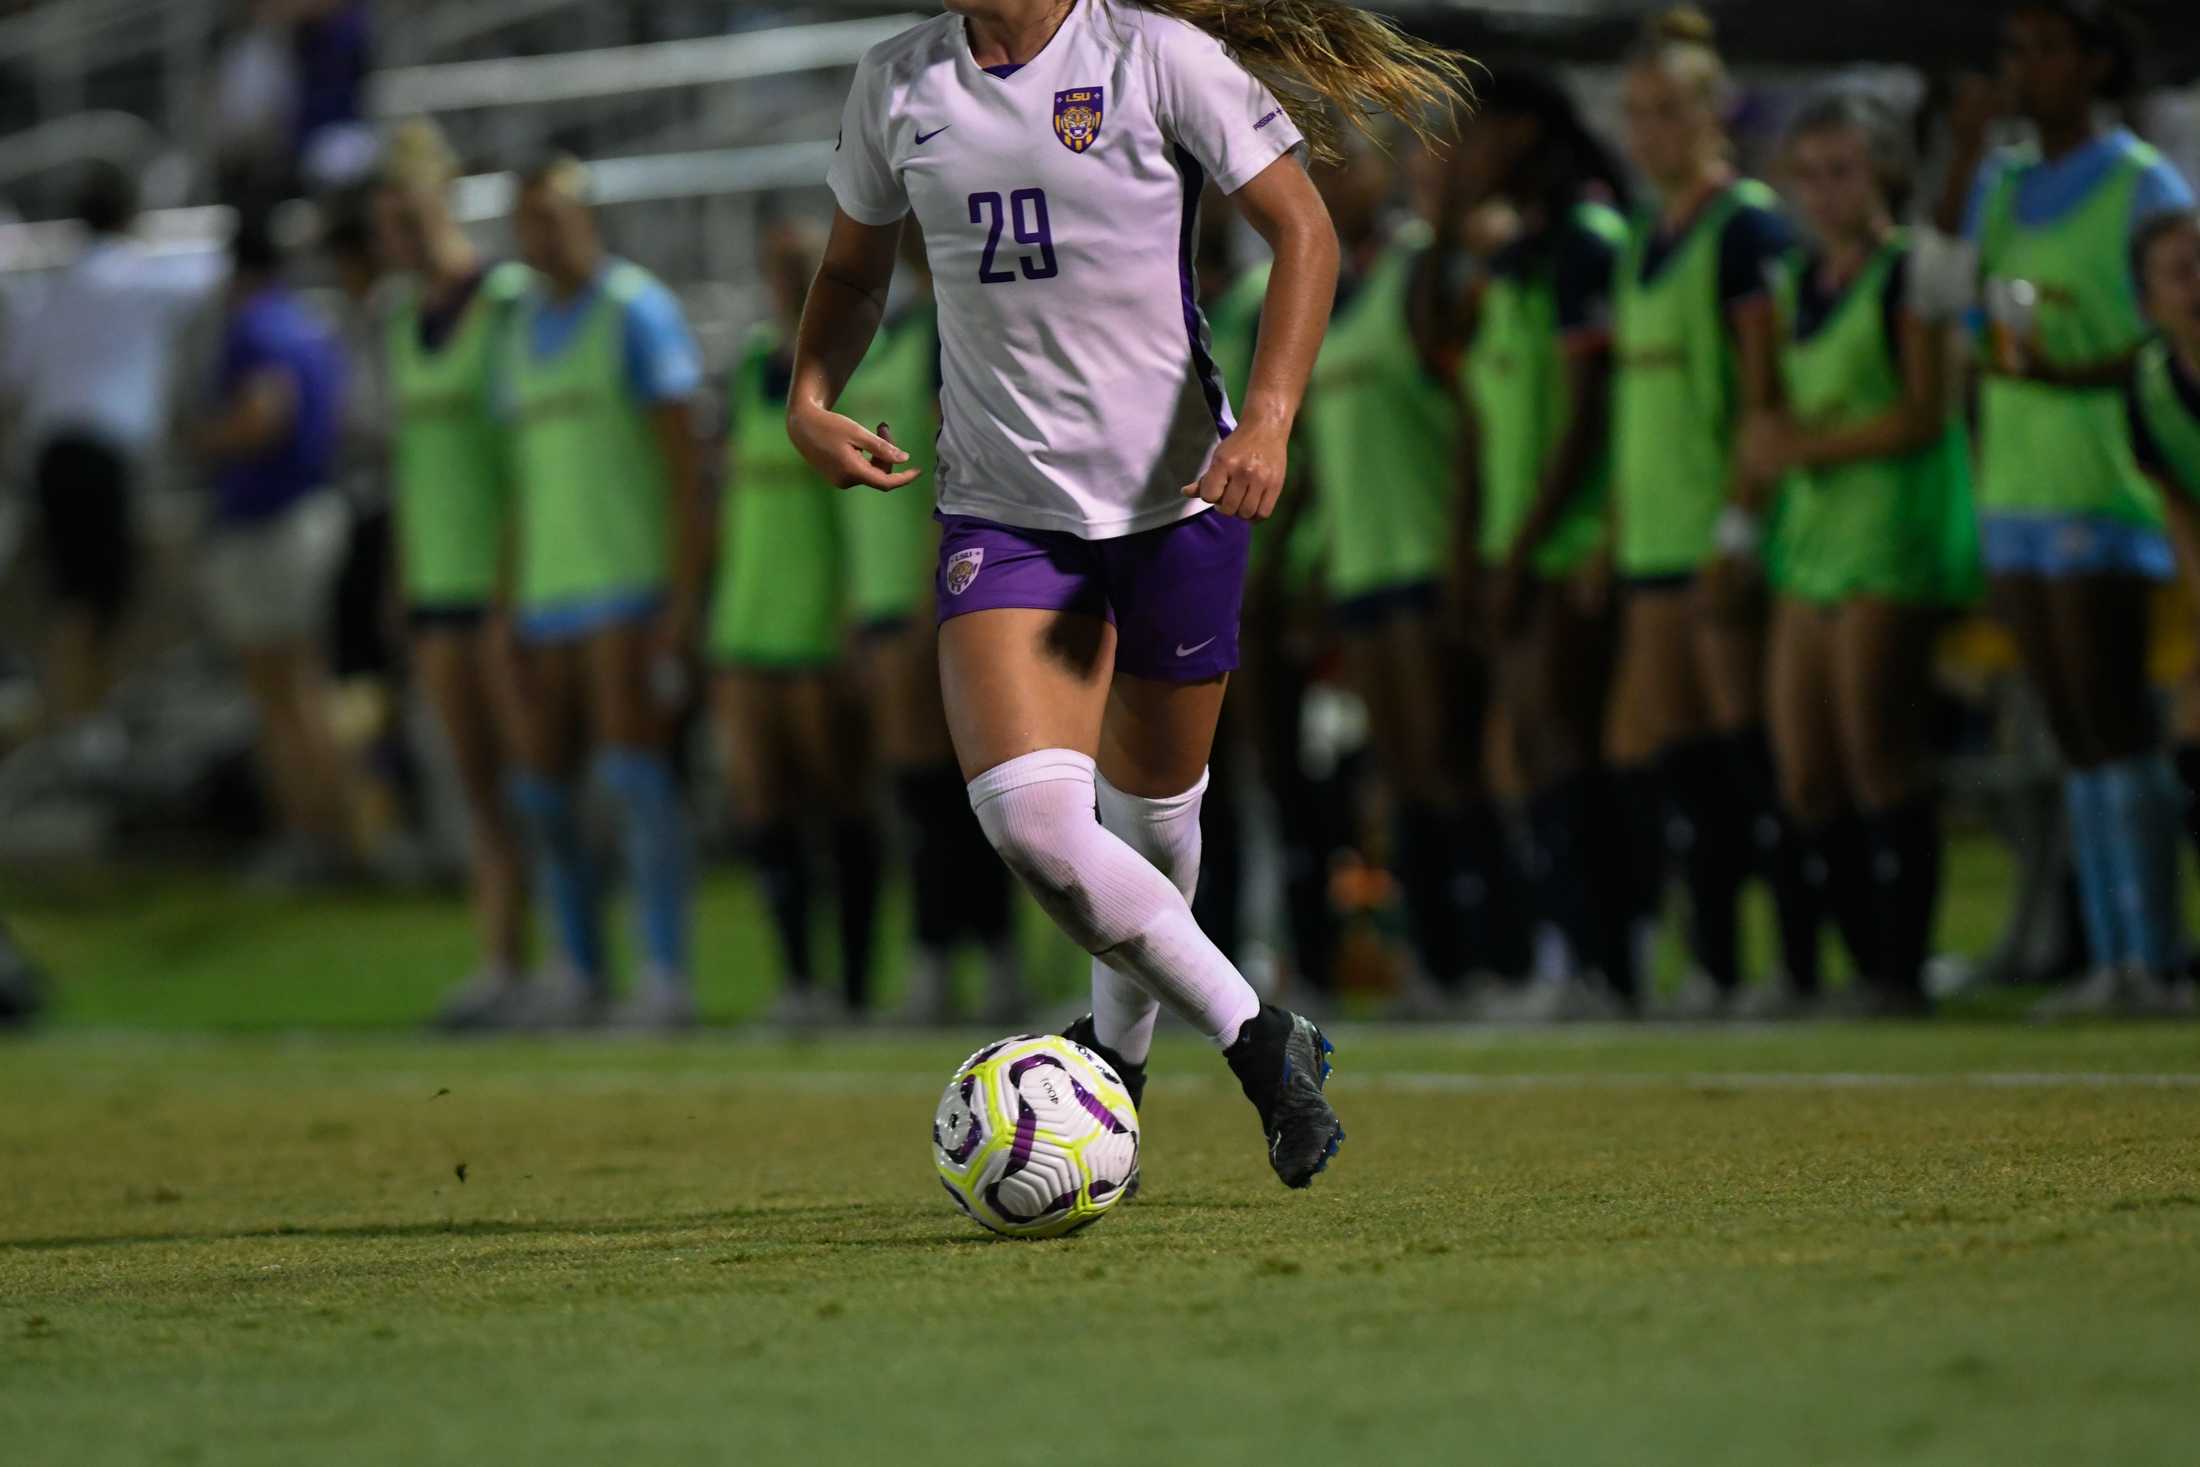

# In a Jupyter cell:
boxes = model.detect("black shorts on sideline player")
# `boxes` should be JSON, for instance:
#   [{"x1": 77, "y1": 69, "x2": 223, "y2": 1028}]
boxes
[{"x1": 33, "y1": 432, "x2": 135, "y2": 628}]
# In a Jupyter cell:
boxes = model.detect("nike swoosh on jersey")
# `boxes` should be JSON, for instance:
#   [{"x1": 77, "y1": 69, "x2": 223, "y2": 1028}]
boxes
[
  {"x1": 1176, "y1": 637, "x2": 1219, "y2": 658},
  {"x1": 914, "y1": 126, "x2": 953, "y2": 145}
]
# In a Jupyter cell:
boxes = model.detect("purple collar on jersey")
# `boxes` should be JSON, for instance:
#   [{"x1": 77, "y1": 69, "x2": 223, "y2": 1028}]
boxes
[{"x1": 983, "y1": 63, "x2": 1023, "y2": 79}]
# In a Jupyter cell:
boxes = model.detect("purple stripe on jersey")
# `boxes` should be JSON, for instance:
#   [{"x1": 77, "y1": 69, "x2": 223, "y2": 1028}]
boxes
[
  {"x1": 983, "y1": 63, "x2": 1023, "y2": 79},
  {"x1": 1171, "y1": 144, "x2": 1233, "y2": 439}
]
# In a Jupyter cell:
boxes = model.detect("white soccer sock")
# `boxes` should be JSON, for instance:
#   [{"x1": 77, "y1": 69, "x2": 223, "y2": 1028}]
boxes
[
  {"x1": 969, "y1": 751, "x2": 1258, "y2": 1049},
  {"x1": 1089, "y1": 768, "x2": 1209, "y2": 1064}
]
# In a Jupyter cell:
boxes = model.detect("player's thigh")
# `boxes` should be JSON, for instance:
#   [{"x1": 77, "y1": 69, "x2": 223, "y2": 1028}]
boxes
[
  {"x1": 939, "y1": 608, "x2": 1116, "y2": 781},
  {"x1": 713, "y1": 670, "x2": 794, "y2": 824},
  {"x1": 1987, "y1": 574, "x2": 2091, "y2": 764},
  {"x1": 513, "y1": 641, "x2": 587, "y2": 777},
  {"x1": 1767, "y1": 598, "x2": 1845, "y2": 825},
  {"x1": 414, "y1": 628, "x2": 506, "y2": 813},
  {"x1": 1606, "y1": 586, "x2": 1708, "y2": 766},
  {"x1": 1519, "y1": 581, "x2": 1612, "y2": 786},
  {"x1": 1098, "y1": 671, "x2": 1229, "y2": 799},
  {"x1": 580, "y1": 619, "x2": 662, "y2": 750},
  {"x1": 1694, "y1": 583, "x2": 1767, "y2": 736},
  {"x1": 1831, "y1": 599, "x2": 1939, "y2": 813},
  {"x1": 2044, "y1": 573, "x2": 2158, "y2": 764}
]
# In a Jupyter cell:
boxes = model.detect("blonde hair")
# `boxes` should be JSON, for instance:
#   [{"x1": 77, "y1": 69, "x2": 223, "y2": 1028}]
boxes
[
  {"x1": 1132, "y1": 0, "x2": 1475, "y2": 162},
  {"x1": 1632, "y1": 5, "x2": 1728, "y2": 111},
  {"x1": 383, "y1": 117, "x2": 459, "y2": 193}
]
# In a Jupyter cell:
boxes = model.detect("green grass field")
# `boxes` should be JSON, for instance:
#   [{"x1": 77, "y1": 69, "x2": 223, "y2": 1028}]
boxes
[{"x1": 6, "y1": 848, "x2": 2200, "y2": 1465}]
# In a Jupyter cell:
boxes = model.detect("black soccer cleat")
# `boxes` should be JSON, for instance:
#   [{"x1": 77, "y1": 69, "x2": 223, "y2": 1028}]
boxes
[
  {"x1": 1224, "y1": 1004, "x2": 1344, "y2": 1190},
  {"x1": 1061, "y1": 1013, "x2": 1148, "y2": 1112}
]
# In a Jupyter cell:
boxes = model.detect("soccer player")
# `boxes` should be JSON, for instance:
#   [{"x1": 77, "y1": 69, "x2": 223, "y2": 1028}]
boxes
[
  {"x1": 2129, "y1": 208, "x2": 2200, "y2": 998},
  {"x1": 1938, "y1": 1, "x2": 2195, "y2": 1015},
  {"x1": 1299, "y1": 131, "x2": 1528, "y2": 1006},
  {"x1": 831, "y1": 225, "x2": 1026, "y2": 1026},
  {"x1": 1449, "y1": 70, "x2": 1635, "y2": 1018},
  {"x1": 1741, "y1": 92, "x2": 1980, "y2": 1015},
  {"x1": 196, "y1": 211, "x2": 359, "y2": 886},
  {"x1": 794, "y1": 0, "x2": 1466, "y2": 1186},
  {"x1": 370, "y1": 120, "x2": 539, "y2": 1028},
  {"x1": 708, "y1": 220, "x2": 883, "y2": 1025},
  {"x1": 501, "y1": 157, "x2": 710, "y2": 1029},
  {"x1": 1606, "y1": 7, "x2": 1799, "y2": 1015}
]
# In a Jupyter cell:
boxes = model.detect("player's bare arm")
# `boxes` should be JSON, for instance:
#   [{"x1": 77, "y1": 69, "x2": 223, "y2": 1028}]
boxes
[
  {"x1": 1182, "y1": 153, "x2": 1340, "y2": 522},
  {"x1": 787, "y1": 212, "x2": 920, "y2": 492}
]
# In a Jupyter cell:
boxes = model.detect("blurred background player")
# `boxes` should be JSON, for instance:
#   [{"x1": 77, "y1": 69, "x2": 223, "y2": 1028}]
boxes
[
  {"x1": 1747, "y1": 91, "x2": 1980, "y2": 1015},
  {"x1": 196, "y1": 209, "x2": 358, "y2": 886},
  {"x1": 2129, "y1": 207, "x2": 2200, "y2": 985},
  {"x1": 502, "y1": 156, "x2": 709, "y2": 1030},
  {"x1": 1300, "y1": 128, "x2": 1527, "y2": 1008},
  {"x1": 791, "y1": 0, "x2": 1473, "y2": 1186},
  {"x1": 371, "y1": 120, "x2": 538, "y2": 1028},
  {"x1": 1940, "y1": 0, "x2": 2195, "y2": 1015},
  {"x1": 830, "y1": 224, "x2": 1025, "y2": 1026},
  {"x1": 1606, "y1": 8, "x2": 1798, "y2": 1016},
  {"x1": 708, "y1": 219, "x2": 882, "y2": 1027},
  {"x1": 0, "y1": 162, "x2": 224, "y2": 729},
  {"x1": 1448, "y1": 70, "x2": 1634, "y2": 1018}
]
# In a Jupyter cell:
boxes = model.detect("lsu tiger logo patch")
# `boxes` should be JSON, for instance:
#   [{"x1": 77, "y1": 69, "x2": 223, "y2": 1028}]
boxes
[
  {"x1": 946, "y1": 548, "x2": 985, "y2": 596},
  {"x1": 1053, "y1": 88, "x2": 1104, "y2": 154}
]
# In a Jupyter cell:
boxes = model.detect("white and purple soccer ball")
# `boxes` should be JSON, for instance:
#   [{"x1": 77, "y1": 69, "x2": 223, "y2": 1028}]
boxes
[{"x1": 933, "y1": 1034, "x2": 1140, "y2": 1239}]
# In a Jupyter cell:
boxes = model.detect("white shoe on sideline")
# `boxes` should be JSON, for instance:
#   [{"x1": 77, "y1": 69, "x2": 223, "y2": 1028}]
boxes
[
  {"x1": 510, "y1": 964, "x2": 605, "y2": 1031},
  {"x1": 610, "y1": 970, "x2": 698, "y2": 1032},
  {"x1": 432, "y1": 968, "x2": 528, "y2": 1032},
  {"x1": 2029, "y1": 966, "x2": 2128, "y2": 1021}
]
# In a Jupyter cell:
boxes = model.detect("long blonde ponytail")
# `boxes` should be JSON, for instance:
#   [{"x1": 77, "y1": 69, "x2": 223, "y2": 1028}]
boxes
[{"x1": 1132, "y1": 0, "x2": 1475, "y2": 160}]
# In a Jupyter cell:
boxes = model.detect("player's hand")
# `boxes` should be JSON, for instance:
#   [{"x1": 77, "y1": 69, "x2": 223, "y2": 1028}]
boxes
[
  {"x1": 1737, "y1": 413, "x2": 1799, "y2": 488},
  {"x1": 1183, "y1": 420, "x2": 1288, "y2": 521},
  {"x1": 788, "y1": 404, "x2": 922, "y2": 492}
]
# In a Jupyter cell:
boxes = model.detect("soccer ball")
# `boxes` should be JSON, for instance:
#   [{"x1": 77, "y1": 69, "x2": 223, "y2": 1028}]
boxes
[{"x1": 933, "y1": 1034, "x2": 1141, "y2": 1239}]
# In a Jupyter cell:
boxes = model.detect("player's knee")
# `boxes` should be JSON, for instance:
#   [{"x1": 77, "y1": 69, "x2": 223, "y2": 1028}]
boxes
[{"x1": 968, "y1": 750, "x2": 1118, "y2": 950}]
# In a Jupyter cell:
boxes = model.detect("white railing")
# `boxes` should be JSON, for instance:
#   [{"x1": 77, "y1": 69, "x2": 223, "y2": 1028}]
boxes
[
  {"x1": 370, "y1": 13, "x2": 920, "y2": 115},
  {"x1": 0, "y1": 141, "x2": 840, "y2": 274}
]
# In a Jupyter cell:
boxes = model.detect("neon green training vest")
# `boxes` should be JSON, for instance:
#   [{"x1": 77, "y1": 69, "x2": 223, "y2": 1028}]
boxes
[
  {"x1": 834, "y1": 305, "x2": 939, "y2": 627},
  {"x1": 1306, "y1": 224, "x2": 1460, "y2": 601},
  {"x1": 1612, "y1": 179, "x2": 1780, "y2": 578},
  {"x1": 388, "y1": 261, "x2": 531, "y2": 610},
  {"x1": 709, "y1": 327, "x2": 844, "y2": 667},
  {"x1": 1976, "y1": 139, "x2": 2162, "y2": 524},
  {"x1": 507, "y1": 262, "x2": 673, "y2": 614},
  {"x1": 1466, "y1": 202, "x2": 1627, "y2": 575},
  {"x1": 1769, "y1": 236, "x2": 1979, "y2": 606},
  {"x1": 2133, "y1": 339, "x2": 2200, "y2": 498}
]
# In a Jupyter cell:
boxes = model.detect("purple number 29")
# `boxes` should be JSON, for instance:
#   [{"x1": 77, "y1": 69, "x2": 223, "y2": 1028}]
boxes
[{"x1": 969, "y1": 189, "x2": 1057, "y2": 284}]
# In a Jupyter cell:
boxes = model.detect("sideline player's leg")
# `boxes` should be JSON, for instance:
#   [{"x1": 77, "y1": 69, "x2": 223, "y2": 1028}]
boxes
[
  {"x1": 418, "y1": 621, "x2": 532, "y2": 1028},
  {"x1": 585, "y1": 619, "x2": 695, "y2": 1028}
]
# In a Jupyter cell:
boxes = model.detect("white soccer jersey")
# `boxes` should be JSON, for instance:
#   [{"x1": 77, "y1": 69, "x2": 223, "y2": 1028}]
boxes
[{"x1": 828, "y1": 0, "x2": 1304, "y2": 539}]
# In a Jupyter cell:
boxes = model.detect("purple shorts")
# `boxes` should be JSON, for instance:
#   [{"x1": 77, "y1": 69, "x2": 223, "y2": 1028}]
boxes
[{"x1": 935, "y1": 509, "x2": 1252, "y2": 682}]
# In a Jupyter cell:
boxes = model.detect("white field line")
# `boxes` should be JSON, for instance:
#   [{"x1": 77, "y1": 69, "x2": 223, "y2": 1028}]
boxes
[{"x1": 55, "y1": 1069, "x2": 2195, "y2": 1098}]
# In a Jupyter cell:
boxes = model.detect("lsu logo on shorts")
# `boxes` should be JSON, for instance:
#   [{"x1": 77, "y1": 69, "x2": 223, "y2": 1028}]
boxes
[
  {"x1": 1053, "y1": 88, "x2": 1104, "y2": 154},
  {"x1": 946, "y1": 548, "x2": 985, "y2": 596}
]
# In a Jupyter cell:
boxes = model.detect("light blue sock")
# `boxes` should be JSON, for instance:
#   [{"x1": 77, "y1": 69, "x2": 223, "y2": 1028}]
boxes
[
  {"x1": 2063, "y1": 770, "x2": 2119, "y2": 970},
  {"x1": 2096, "y1": 755, "x2": 2182, "y2": 975},
  {"x1": 597, "y1": 748, "x2": 692, "y2": 981},
  {"x1": 509, "y1": 772, "x2": 605, "y2": 987}
]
